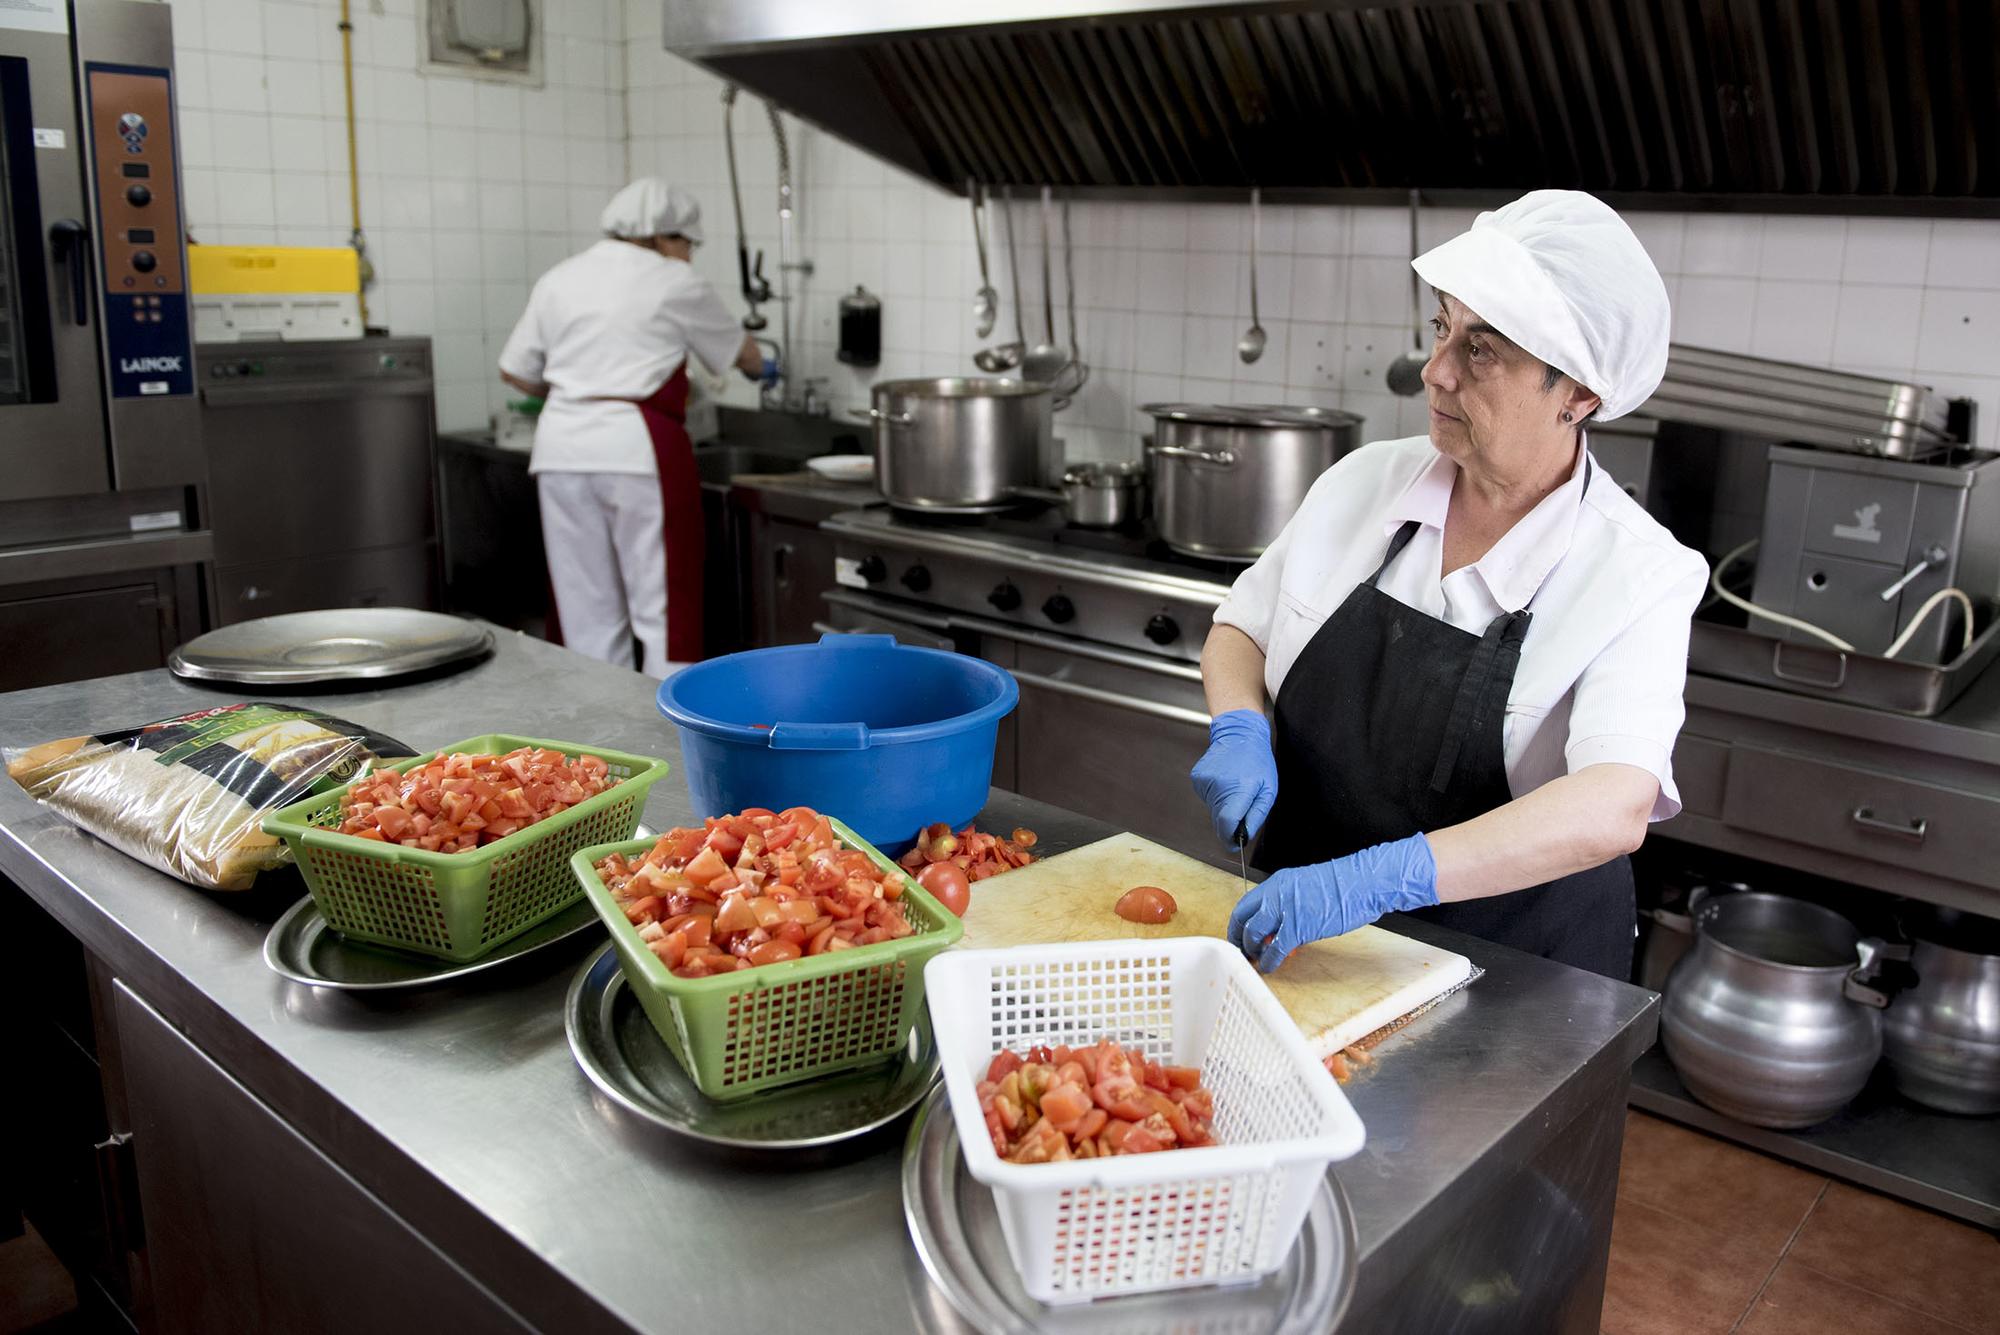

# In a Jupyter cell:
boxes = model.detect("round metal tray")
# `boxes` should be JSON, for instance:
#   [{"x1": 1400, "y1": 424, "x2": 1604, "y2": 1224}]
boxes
[
  {"x1": 264, "y1": 894, "x2": 603, "y2": 991},
  {"x1": 901, "y1": 1088, "x2": 1358, "y2": 1334},
  {"x1": 564, "y1": 943, "x2": 939, "y2": 1151},
  {"x1": 170, "y1": 608, "x2": 494, "y2": 685}
]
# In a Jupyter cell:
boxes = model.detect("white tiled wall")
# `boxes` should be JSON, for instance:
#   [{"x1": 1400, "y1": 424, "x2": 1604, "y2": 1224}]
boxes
[
  {"x1": 167, "y1": 0, "x2": 626, "y2": 430},
  {"x1": 175, "y1": 0, "x2": 2000, "y2": 450}
]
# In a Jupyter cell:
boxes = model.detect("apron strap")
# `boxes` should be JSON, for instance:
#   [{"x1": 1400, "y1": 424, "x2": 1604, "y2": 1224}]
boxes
[
  {"x1": 1369, "y1": 521, "x2": 1422, "y2": 587},
  {"x1": 1429, "y1": 609, "x2": 1530, "y2": 794}
]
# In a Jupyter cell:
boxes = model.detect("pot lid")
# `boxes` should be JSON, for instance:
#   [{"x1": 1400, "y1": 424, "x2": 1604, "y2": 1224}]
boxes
[
  {"x1": 1141, "y1": 402, "x2": 1364, "y2": 431},
  {"x1": 877, "y1": 376, "x2": 1050, "y2": 399}
]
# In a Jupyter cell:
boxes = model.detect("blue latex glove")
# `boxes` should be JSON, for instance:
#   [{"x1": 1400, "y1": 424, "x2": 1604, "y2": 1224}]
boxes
[
  {"x1": 759, "y1": 357, "x2": 781, "y2": 387},
  {"x1": 1227, "y1": 834, "x2": 1441, "y2": 973},
  {"x1": 1189, "y1": 709, "x2": 1279, "y2": 846}
]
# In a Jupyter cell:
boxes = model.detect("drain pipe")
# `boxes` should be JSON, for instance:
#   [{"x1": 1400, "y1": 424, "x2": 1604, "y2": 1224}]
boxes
[{"x1": 336, "y1": 0, "x2": 371, "y2": 324}]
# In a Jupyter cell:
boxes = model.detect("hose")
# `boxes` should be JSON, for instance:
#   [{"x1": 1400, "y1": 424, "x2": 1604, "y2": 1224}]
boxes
[
  {"x1": 1884, "y1": 588, "x2": 1977, "y2": 659},
  {"x1": 1709, "y1": 540, "x2": 1977, "y2": 661}
]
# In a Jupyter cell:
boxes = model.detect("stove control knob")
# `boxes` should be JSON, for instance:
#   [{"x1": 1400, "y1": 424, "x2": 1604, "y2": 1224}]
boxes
[
  {"x1": 987, "y1": 582, "x2": 1022, "y2": 612},
  {"x1": 1041, "y1": 594, "x2": 1075, "y2": 625},
  {"x1": 1144, "y1": 613, "x2": 1180, "y2": 646},
  {"x1": 901, "y1": 563, "x2": 932, "y2": 593},
  {"x1": 856, "y1": 555, "x2": 887, "y2": 584}
]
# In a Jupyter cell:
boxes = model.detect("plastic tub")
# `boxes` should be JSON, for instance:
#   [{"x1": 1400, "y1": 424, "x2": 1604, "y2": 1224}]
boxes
[
  {"x1": 926, "y1": 938, "x2": 1365, "y2": 1305},
  {"x1": 656, "y1": 633, "x2": 1018, "y2": 853}
]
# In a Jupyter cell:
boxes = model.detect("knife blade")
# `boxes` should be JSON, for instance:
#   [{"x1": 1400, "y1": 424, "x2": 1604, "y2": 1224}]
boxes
[{"x1": 1233, "y1": 817, "x2": 1249, "y2": 899}]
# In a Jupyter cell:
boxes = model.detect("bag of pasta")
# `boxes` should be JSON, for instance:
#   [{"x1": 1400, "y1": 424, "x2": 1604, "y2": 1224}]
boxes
[{"x1": 5, "y1": 703, "x2": 415, "y2": 891}]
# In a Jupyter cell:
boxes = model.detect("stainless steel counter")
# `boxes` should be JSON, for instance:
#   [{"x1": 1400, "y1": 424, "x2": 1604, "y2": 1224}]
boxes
[{"x1": 0, "y1": 630, "x2": 1657, "y2": 1333}]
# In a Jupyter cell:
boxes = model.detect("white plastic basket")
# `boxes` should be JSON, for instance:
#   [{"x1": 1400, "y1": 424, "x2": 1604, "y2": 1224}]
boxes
[{"x1": 925, "y1": 937, "x2": 1366, "y2": 1305}]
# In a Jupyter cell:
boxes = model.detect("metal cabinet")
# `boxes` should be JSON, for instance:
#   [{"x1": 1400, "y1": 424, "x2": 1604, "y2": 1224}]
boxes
[
  {"x1": 113, "y1": 983, "x2": 528, "y2": 1335},
  {"x1": 1004, "y1": 638, "x2": 1215, "y2": 863},
  {"x1": 0, "y1": 565, "x2": 199, "y2": 691},
  {"x1": 747, "y1": 513, "x2": 839, "y2": 646}
]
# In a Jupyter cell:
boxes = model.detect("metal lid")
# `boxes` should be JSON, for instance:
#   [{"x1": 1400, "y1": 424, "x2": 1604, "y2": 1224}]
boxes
[
  {"x1": 1142, "y1": 402, "x2": 1364, "y2": 430},
  {"x1": 876, "y1": 376, "x2": 1051, "y2": 400},
  {"x1": 170, "y1": 608, "x2": 493, "y2": 685}
]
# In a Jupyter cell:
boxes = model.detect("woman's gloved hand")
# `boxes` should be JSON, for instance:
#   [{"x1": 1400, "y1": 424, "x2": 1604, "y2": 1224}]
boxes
[
  {"x1": 1189, "y1": 709, "x2": 1279, "y2": 846},
  {"x1": 759, "y1": 357, "x2": 781, "y2": 387},
  {"x1": 1226, "y1": 834, "x2": 1440, "y2": 973}
]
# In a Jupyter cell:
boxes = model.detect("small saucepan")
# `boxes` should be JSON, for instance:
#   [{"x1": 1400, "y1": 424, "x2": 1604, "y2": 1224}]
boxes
[{"x1": 1060, "y1": 460, "x2": 1147, "y2": 528}]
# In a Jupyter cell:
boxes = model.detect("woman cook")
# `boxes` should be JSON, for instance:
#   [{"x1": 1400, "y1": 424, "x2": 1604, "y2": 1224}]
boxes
[{"x1": 1194, "y1": 189, "x2": 1707, "y2": 980}]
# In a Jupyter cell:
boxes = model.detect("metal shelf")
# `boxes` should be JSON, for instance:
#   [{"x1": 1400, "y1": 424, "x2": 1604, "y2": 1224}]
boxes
[{"x1": 1628, "y1": 1047, "x2": 1999, "y2": 1229}]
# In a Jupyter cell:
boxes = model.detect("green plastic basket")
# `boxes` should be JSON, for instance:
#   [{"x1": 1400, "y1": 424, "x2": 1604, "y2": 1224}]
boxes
[
  {"x1": 264, "y1": 734, "x2": 671, "y2": 963},
  {"x1": 572, "y1": 817, "x2": 964, "y2": 1101}
]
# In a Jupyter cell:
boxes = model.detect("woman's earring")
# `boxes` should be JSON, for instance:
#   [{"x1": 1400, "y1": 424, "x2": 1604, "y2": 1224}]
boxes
[{"x1": 1561, "y1": 411, "x2": 1574, "y2": 423}]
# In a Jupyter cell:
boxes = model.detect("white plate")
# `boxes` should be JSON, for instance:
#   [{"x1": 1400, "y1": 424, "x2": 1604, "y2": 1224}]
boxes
[{"x1": 805, "y1": 454, "x2": 876, "y2": 483}]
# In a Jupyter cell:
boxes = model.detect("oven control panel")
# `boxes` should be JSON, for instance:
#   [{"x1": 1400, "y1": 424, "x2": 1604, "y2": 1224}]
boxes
[{"x1": 86, "y1": 64, "x2": 192, "y2": 399}]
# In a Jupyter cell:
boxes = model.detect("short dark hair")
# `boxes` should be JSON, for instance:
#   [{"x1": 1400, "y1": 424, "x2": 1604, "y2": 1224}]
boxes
[{"x1": 1542, "y1": 363, "x2": 1564, "y2": 392}]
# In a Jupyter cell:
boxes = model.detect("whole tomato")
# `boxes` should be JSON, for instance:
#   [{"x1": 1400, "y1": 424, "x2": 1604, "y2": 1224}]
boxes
[{"x1": 917, "y1": 860, "x2": 972, "y2": 917}]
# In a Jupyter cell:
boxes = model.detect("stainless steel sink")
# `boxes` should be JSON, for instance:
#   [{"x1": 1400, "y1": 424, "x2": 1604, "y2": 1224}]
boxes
[{"x1": 692, "y1": 445, "x2": 813, "y2": 485}]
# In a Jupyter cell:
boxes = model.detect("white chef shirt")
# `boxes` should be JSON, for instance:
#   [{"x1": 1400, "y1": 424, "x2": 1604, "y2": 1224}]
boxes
[
  {"x1": 1213, "y1": 435, "x2": 1710, "y2": 820},
  {"x1": 498, "y1": 240, "x2": 745, "y2": 476}
]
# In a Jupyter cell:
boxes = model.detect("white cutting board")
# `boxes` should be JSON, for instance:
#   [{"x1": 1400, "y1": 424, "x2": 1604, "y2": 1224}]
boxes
[{"x1": 956, "y1": 833, "x2": 1474, "y2": 1058}]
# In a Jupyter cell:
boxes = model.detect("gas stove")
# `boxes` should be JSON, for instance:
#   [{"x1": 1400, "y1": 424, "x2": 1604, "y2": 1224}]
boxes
[{"x1": 821, "y1": 505, "x2": 1237, "y2": 663}]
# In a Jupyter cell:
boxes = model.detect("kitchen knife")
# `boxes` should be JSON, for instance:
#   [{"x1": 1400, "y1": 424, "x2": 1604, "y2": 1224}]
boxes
[{"x1": 1233, "y1": 817, "x2": 1249, "y2": 899}]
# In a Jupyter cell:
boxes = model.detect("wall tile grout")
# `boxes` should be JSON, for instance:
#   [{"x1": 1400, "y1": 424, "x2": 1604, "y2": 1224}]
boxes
[{"x1": 167, "y1": 3, "x2": 2000, "y2": 444}]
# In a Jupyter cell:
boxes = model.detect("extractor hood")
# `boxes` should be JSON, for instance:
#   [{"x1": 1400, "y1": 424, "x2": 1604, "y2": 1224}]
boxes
[{"x1": 664, "y1": 0, "x2": 1999, "y2": 216}]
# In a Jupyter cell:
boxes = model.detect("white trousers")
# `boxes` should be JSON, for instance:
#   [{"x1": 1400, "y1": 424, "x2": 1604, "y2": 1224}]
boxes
[{"x1": 537, "y1": 471, "x2": 670, "y2": 677}]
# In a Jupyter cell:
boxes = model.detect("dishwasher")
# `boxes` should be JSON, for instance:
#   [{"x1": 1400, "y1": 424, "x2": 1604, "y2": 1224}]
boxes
[{"x1": 197, "y1": 337, "x2": 439, "y2": 624}]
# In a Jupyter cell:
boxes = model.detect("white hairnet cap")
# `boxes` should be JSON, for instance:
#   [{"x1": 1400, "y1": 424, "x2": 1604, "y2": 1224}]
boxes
[
  {"x1": 600, "y1": 178, "x2": 704, "y2": 243},
  {"x1": 1411, "y1": 190, "x2": 1669, "y2": 420}
]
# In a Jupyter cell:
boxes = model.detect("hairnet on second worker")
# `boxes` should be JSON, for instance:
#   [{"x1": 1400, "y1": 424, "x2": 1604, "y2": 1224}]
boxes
[
  {"x1": 600, "y1": 178, "x2": 705, "y2": 243},
  {"x1": 1411, "y1": 190, "x2": 1669, "y2": 420}
]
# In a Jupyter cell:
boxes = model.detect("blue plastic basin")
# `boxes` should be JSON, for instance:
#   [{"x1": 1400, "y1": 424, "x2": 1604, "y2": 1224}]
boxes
[{"x1": 656, "y1": 634, "x2": 1019, "y2": 852}]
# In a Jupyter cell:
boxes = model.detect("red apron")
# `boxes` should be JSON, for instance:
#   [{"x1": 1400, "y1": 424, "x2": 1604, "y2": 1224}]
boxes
[{"x1": 635, "y1": 364, "x2": 706, "y2": 664}]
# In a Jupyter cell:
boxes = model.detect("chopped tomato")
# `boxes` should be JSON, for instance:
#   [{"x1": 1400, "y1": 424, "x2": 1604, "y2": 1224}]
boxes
[
  {"x1": 976, "y1": 1038, "x2": 1218, "y2": 1162},
  {"x1": 336, "y1": 747, "x2": 616, "y2": 853},
  {"x1": 594, "y1": 805, "x2": 923, "y2": 979}
]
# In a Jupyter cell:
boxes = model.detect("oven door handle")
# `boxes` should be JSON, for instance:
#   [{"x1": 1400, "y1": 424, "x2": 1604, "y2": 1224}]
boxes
[
  {"x1": 820, "y1": 587, "x2": 956, "y2": 631},
  {"x1": 49, "y1": 218, "x2": 91, "y2": 327},
  {"x1": 1010, "y1": 668, "x2": 1212, "y2": 728},
  {"x1": 948, "y1": 614, "x2": 1204, "y2": 682}
]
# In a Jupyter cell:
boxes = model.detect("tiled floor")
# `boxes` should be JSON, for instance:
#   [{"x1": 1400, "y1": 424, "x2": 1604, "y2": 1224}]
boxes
[
  {"x1": 1605, "y1": 1110, "x2": 2000, "y2": 1335},
  {"x1": 0, "y1": 1222, "x2": 76, "y2": 1335}
]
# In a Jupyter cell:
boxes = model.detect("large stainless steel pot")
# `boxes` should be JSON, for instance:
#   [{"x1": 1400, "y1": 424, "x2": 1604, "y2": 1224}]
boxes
[
  {"x1": 856, "y1": 377, "x2": 1054, "y2": 513},
  {"x1": 1143, "y1": 404, "x2": 1363, "y2": 559},
  {"x1": 1883, "y1": 909, "x2": 2000, "y2": 1114},
  {"x1": 1662, "y1": 893, "x2": 1892, "y2": 1129}
]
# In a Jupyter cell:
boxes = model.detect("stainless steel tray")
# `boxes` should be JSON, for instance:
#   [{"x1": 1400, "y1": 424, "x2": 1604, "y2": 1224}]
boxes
[
  {"x1": 264, "y1": 895, "x2": 603, "y2": 991},
  {"x1": 900, "y1": 1088, "x2": 1357, "y2": 1334},
  {"x1": 171, "y1": 608, "x2": 494, "y2": 684},
  {"x1": 1646, "y1": 345, "x2": 1950, "y2": 458},
  {"x1": 564, "y1": 943, "x2": 939, "y2": 1151},
  {"x1": 1688, "y1": 603, "x2": 2000, "y2": 716}
]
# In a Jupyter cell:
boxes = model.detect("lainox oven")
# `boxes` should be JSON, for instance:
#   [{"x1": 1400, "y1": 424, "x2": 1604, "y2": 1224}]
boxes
[{"x1": 0, "y1": 0, "x2": 206, "y2": 689}]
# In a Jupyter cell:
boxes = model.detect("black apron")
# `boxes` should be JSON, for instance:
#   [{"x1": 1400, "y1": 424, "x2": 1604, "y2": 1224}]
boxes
[{"x1": 1252, "y1": 462, "x2": 1635, "y2": 979}]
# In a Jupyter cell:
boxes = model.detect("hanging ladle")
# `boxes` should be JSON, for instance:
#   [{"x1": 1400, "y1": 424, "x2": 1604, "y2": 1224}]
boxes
[
  {"x1": 972, "y1": 186, "x2": 1025, "y2": 373},
  {"x1": 1020, "y1": 186, "x2": 1069, "y2": 383},
  {"x1": 1237, "y1": 186, "x2": 1266, "y2": 364},
  {"x1": 969, "y1": 180, "x2": 998, "y2": 340},
  {"x1": 1386, "y1": 188, "x2": 1429, "y2": 396}
]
